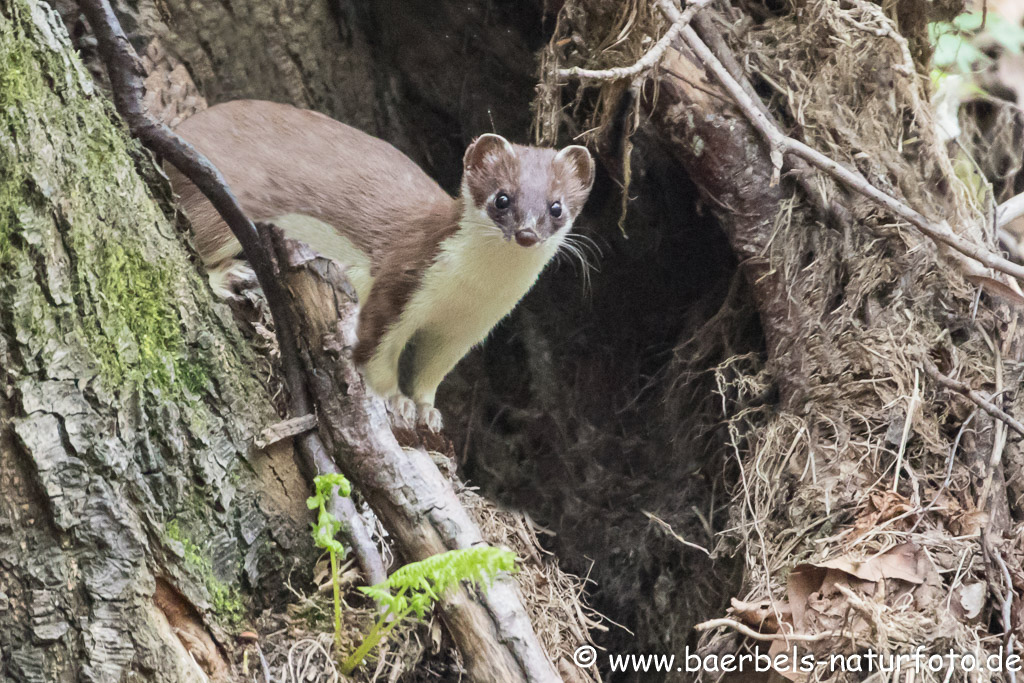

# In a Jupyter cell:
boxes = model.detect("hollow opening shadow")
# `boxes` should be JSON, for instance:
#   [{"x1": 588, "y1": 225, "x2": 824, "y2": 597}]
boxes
[{"x1": 440, "y1": 127, "x2": 764, "y2": 677}]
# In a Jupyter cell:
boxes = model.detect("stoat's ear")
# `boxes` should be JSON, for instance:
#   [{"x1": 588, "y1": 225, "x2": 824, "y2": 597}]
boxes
[
  {"x1": 464, "y1": 134, "x2": 516, "y2": 172},
  {"x1": 553, "y1": 145, "x2": 596, "y2": 196}
]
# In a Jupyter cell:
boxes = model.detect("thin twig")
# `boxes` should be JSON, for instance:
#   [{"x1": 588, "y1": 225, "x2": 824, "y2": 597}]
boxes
[
  {"x1": 694, "y1": 618, "x2": 839, "y2": 642},
  {"x1": 992, "y1": 546, "x2": 1018, "y2": 683},
  {"x1": 557, "y1": 0, "x2": 712, "y2": 81},
  {"x1": 657, "y1": 0, "x2": 1024, "y2": 284},
  {"x1": 922, "y1": 359, "x2": 1024, "y2": 436},
  {"x1": 78, "y1": 0, "x2": 386, "y2": 586},
  {"x1": 643, "y1": 510, "x2": 712, "y2": 556},
  {"x1": 891, "y1": 369, "x2": 920, "y2": 491}
]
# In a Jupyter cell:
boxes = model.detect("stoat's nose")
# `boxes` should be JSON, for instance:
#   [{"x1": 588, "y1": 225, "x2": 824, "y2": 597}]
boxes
[{"x1": 514, "y1": 229, "x2": 540, "y2": 247}]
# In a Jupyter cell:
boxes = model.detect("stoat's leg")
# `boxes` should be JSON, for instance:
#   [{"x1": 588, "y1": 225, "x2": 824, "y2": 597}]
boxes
[
  {"x1": 354, "y1": 270, "x2": 416, "y2": 400},
  {"x1": 361, "y1": 334, "x2": 404, "y2": 399},
  {"x1": 405, "y1": 333, "x2": 478, "y2": 433}
]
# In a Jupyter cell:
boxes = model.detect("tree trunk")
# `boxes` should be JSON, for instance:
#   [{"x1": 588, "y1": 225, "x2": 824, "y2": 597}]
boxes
[{"x1": 0, "y1": 1, "x2": 311, "y2": 678}]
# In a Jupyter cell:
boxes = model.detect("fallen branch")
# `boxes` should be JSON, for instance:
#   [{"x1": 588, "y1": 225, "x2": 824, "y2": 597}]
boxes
[
  {"x1": 556, "y1": 0, "x2": 712, "y2": 81},
  {"x1": 923, "y1": 359, "x2": 1024, "y2": 436},
  {"x1": 254, "y1": 414, "x2": 318, "y2": 449},
  {"x1": 78, "y1": 0, "x2": 385, "y2": 586},
  {"x1": 272, "y1": 235, "x2": 560, "y2": 682},
  {"x1": 657, "y1": 0, "x2": 1024, "y2": 284}
]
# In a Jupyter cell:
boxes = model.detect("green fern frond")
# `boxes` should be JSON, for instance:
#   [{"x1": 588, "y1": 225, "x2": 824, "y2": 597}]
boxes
[
  {"x1": 358, "y1": 546, "x2": 517, "y2": 618},
  {"x1": 343, "y1": 546, "x2": 518, "y2": 674},
  {"x1": 306, "y1": 473, "x2": 352, "y2": 653},
  {"x1": 307, "y1": 473, "x2": 352, "y2": 553}
]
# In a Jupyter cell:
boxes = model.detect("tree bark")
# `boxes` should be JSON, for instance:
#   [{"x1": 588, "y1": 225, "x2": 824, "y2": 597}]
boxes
[{"x1": 0, "y1": 1, "x2": 312, "y2": 679}]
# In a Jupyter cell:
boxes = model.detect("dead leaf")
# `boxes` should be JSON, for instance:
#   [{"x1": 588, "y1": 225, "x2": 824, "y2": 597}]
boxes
[
  {"x1": 957, "y1": 582, "x2": 987, "y2": 620},
  {"x1": 949, "y1": 509, "x2": 989, "y2": 536},
  {"x1": 869, "y1": 490, "x2": 914, "y2": 519},
  {"x1": 718, "y1": 544, "x2": 930, "y2": 682},
  {"x1": 965, "y1": 274, "x2": 1024, "y2": 309},
  {"x1": 729, "y1": 597, "x2": 789, "y2": 633},
  {"x1": 818, "y1": 543, "x2": 926, "y2": 584},
  {"x1": 787, "y1": 565, "x2": 827, "y2": 632},
  {"x1": 848, "y1": 490, "x2": 914, "y2": 541}
]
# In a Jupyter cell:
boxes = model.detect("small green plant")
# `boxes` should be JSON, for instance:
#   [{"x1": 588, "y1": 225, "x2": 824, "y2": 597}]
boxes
[
  {"x1": 307, "y1": 473, "x2": 353, "y2": 651},
  {"x1": 341, "y1": 546, "x2": 517, "y2": 675}
]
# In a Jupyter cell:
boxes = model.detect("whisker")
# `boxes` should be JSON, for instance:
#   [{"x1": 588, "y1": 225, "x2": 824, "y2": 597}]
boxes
[
  {"x1": 566, "y1": 232, "x2": 603, "y2": 258},
  {"x1": 563, "y1": 232, "x2": 603, "y2": 264},
  {"x1": 556, "y1": 236, "x2": 596, "y2": 297}
]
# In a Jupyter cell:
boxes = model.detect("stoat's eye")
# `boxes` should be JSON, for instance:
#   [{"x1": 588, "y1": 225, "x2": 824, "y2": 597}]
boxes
[
  {"x1": 549, "y1": 201, "x2": 563, "y2": 218},
  {"x1": 494, "y1": 193, "x2": 511, "y2": 210}
]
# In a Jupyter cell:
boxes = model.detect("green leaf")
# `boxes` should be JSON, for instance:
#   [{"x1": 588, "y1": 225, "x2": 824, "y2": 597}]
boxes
[
  {"x1": 364, "y1": 546, "x2": 517, "y2": 620},
  {"x1": 987, "y1": 15, "x2": 1024, "y2": 53},
  {"x1": 931, "y1": 29, "x2": 988, "y2": 71},
  {"x1": 952, "y1": 12, "x2": 985, "y2": 32},
  {"x1": 314, "y1": 472, "x2": 352, "y2": 499}
]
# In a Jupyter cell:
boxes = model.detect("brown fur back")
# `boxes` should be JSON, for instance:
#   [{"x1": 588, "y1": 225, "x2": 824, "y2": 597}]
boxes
[{"x1": 169, "y1": 100, "x2": 454, "y2": 267}]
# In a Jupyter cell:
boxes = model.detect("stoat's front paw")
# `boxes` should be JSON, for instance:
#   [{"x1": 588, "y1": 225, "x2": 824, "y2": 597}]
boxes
[
  {"x1": 416, "y1": 404, "x2": 444, "y2": 433},
  {"x1": 208, "y1": 260, "x2": 257, "y2": 300},
  {"x1": 388, "y1": 395, "x2": 417, "y2": 428}
]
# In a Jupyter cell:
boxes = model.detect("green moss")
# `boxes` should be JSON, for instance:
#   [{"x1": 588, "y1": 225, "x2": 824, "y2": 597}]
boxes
[
  {"x1": 0, "y1": 6, "x2": 46, "y2": 115},
  {"x1": 178, "y1": 360, "x2": 211, "y2": 396},
  {"x1": 88, "y1": 243, "x2": 209, "y2": 394},
  {"x1": 0, "y1": 10, "x2": 34, "y2": 273},
  {"x1": 166, "y1": 519, "x2": 247, "y2": 627},
  {"x1": 208, "y1": 582, "x2": 246, "y2": 625},
  {"x1": 0, "y1": 168, "x2": 17, "y2": 271}
]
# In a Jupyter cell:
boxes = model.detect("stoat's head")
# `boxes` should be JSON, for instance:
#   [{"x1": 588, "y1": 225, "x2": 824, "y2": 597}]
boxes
[{"x1": 460, "y1": 134, "x2": 595, "y2": 247}]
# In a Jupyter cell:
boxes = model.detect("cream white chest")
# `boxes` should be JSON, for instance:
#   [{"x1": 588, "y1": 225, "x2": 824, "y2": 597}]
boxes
[{"x1": 408, "y1": 225, "x2": 562, "y2": 343}]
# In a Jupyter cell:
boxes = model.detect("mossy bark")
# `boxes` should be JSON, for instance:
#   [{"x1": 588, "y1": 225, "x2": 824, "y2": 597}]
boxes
[{"x1": 0, "y1": 1, "x2": 311, "y2": 679}]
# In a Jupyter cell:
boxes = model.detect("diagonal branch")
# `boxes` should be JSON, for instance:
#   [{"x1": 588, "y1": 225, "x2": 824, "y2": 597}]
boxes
[
  {"x1": 997, "y1": 192, "x2": 1024, "y2": 230},
  {"x1": 657, "y1": 0, "x2": 1024, "y2": 284},
  {"x1": 556, "y1": 0, "x2": 712, "y2": 81},
  {"x1": 77, "y1": 0, "x2": 385, "y2": 586},
  {"x1": 922, "y1": 360, "x2": 1024, "y2": 436}
]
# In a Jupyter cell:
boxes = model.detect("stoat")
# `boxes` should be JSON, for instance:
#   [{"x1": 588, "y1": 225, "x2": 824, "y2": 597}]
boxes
[{"x1": 169, "y1": 100, "x2": 595, "y2": 431}]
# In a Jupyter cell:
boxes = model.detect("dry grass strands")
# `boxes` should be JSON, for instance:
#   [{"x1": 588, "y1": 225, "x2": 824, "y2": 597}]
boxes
[{"x1": 539, "y1": 0, "x2": 1024, "y2": 680}]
